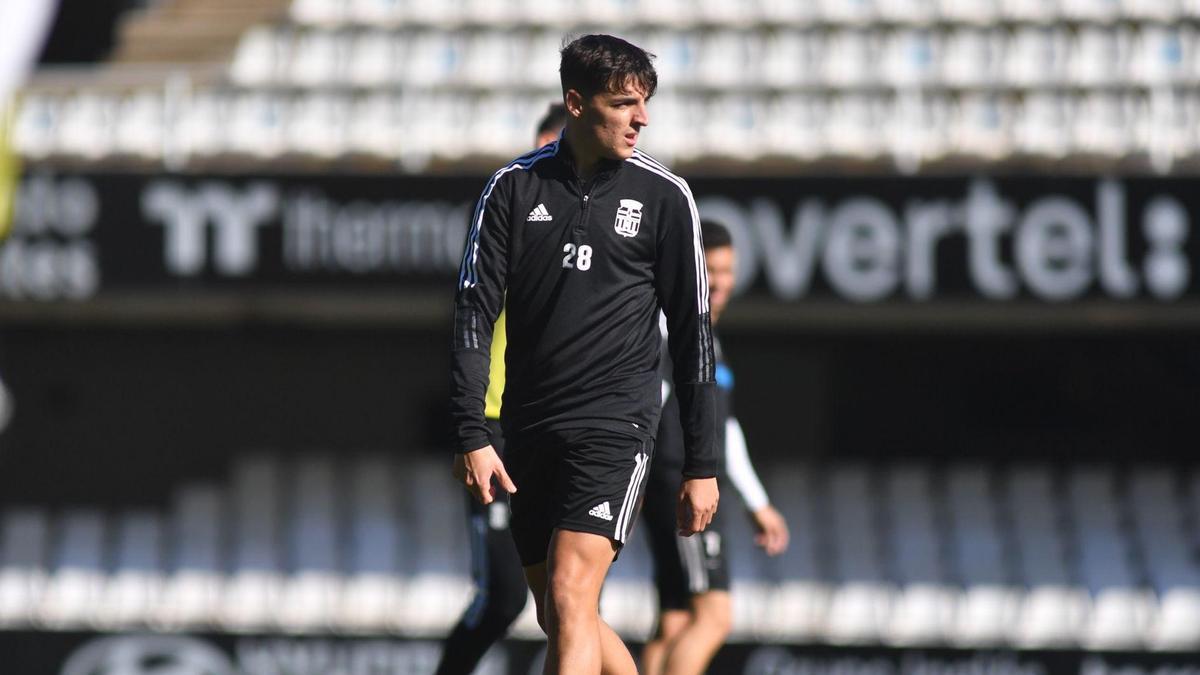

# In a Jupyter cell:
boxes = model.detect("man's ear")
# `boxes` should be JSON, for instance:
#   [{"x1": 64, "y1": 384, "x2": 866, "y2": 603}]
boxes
[{"x1": 564, "y1": 89, "x2": 585, "y2": 118}]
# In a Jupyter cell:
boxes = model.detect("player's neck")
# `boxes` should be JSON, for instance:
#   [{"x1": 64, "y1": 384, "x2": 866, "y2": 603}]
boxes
[{"x1": 563, "y1": 127, "x2": 605, "y2": 184}]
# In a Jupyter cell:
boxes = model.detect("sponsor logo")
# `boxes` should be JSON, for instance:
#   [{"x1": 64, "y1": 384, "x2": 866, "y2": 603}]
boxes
[
  {"x1": 0, "y1": 172, "x2": 100, "y2": 301},
  {"x1": 526, "y1": 203, "x2": 553, "y2": 222},
  {"x1": 589, "y1": 501, "x2": 614, "y2": 521},
  {"x1": 614, "y1": 199, "x2": 642, "y2": 238}
]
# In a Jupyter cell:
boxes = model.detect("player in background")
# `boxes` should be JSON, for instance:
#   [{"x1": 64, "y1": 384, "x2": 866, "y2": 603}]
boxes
[
  {"x1": 436, "y1": 102, "x2": 568, "y2": 675},
  {"x1": 450, "y1": 34, "x2": 719, "y2": 675},
  {"x1": 641, "y1": 219, "x2": 790, "y2": 675}
]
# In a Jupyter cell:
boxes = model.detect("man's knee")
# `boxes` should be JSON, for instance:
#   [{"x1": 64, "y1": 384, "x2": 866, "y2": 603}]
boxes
[
  {"x1": 547, "y1": 569, "x2": 597, "y2": 623},
  {"x1": 653, "y1": 609, "x2": 691, "y2": 641},
  {"x1": 692, "y1": 592, "x2": 733, "y2": 638}
]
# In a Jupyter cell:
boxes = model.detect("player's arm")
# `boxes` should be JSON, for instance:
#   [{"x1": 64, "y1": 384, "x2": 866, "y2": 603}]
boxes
[
  {"x1": 726, "y1": 417, "x2": 789, "y2": 556},
  {"x1": 449, "y1": 175, "x2": 516, "y2": 504},
  {"x1": 653, "y1": 188, "x2": 718, "y2": 535}
]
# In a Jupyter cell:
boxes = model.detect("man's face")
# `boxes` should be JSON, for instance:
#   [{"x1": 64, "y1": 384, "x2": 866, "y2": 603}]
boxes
[
  {"x1": 569, "y1": 81, "x2": 650, "y2": 160},
  {"x1": 705, "y1": 245, "x2": 735, "y2": 324}
]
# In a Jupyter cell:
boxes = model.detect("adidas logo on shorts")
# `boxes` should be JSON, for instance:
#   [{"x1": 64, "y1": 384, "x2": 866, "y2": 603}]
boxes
[
  {"x1": 588, "y1": 501, "x2": 614, "y2": 521},
  {"x1": 526, "y1": 203, "x2": 553, "y2": 222}
]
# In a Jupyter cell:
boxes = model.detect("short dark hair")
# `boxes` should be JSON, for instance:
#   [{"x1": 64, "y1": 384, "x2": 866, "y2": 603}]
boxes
[
  {"x1": 701, "y1": 219, "x2": 732, "y2": 251},
  {"x1": 536, "y1": 103, "x2": 568, "y2": 138},
  {"x1": 560, "y1": 34, "x2": 658, "y2": 100}
]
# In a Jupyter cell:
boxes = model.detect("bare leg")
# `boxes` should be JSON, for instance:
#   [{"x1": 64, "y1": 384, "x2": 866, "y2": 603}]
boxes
[
  {"x1": 532, "y1": 529, "x2": 636, "y2": 675},
  {"x1": 660, "y1": 591, "x2": 731, "y2": 675},
  {"x1": 640, "y1": 609, "x2": 690, "y2": 675}
]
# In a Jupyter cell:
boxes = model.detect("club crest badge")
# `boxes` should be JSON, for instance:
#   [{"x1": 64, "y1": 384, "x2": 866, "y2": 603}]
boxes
[{"x1": 614, "y1": 199, "x2": 643, "y2": 238}]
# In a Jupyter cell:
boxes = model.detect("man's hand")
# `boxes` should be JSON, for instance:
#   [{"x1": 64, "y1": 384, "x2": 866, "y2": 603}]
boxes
[
  {"x1": 749, "y1": 505, "x2": 789, "y2": 556},
  {"x1": 676, "y1": 477, "x2": 718, "y2": 536},
  {"x1": 452, "y1": 445, "x2": 517, "y2": 505}
]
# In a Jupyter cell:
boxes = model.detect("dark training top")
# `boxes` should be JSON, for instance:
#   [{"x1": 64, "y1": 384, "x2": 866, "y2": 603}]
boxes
[
  {"x1": 654, "y1": 334, "x2": 730, "y2": 477},
  {"x1": 450, "y1": 138, "x2": 719, "y2": 478}
]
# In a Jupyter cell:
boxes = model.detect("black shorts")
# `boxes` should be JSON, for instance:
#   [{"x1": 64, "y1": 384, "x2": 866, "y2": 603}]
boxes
[
  {"x1": 506, "y1": 427, "x2": 653, "y2": 567},
  {"x1": 642, "y1": 471, "x2": 731, "y2": 610}
]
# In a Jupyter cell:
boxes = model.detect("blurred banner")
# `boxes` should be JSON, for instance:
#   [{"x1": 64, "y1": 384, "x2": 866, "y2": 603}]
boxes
[
  {"x1": 1, "y1": 171, "x2": 1197, "y2": 304},
  {"x1": 0, "y1": 0, "x2": 59, "y2": 243},
  {"x1": 4, "y1": 631, "x2": 1198, "y2": 675}
]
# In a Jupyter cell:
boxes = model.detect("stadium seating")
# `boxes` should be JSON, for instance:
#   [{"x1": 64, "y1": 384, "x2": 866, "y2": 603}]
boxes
[
  {"x1": 10, "y1": 0, "x2": 1200, "y2": 171},
  {"x1": 0, "y1": 456, "x2": 1198, "y2": 647}
]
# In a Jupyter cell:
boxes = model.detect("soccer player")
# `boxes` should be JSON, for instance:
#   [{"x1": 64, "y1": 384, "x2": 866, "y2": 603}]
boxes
[
  {"x1": 435, "y1": 102, "x2": 568, "y2": 675},
  {"x1": 641, "y1": 219, "x2": 791, "y2": 675},
  {"x1": 450, "y1": 34, "x2": 718, "y2": 675}
]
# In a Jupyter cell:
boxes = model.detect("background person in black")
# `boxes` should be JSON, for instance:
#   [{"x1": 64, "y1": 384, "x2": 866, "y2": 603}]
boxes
[
  {"x1": 436, "y1": 102, "x2": 568, "y2": 675},
  {"x1": 642, "y1": 220, "x2": 791, "y2": 675},
  {"x1": 449, "y1": 35, "x2": 719, "y2": 675}
]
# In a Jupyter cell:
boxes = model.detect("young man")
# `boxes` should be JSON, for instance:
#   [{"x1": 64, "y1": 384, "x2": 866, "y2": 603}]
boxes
[
  {"x1": 641, "y1": 220, "x2": 791, "y2": 675},
  {"x1": 449, "y1": 35, "x2": 719, "y2": 675},
  {"x1": 436, "y1": 102, "x2": 568, "y2": 675}
]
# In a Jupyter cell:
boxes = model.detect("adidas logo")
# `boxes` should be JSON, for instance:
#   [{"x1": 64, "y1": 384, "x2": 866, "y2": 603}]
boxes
[
  {"x1": 588, "y1": 501, "x2": 614, "y2": 521},
  {"x1": 527, "y1": 203, "x2": 553, "y2": 222}
]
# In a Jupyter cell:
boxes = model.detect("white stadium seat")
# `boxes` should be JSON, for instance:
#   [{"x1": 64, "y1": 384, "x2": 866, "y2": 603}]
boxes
[
  {"x1": 939, "y1": 0, "x2": 1000, "y2": 23},
  {"x1": 1006, "y1": 27, "x2": 1071, "y2": 86},
  {"x1": 56, "y1": 92, "x2": 118, "y2": 160},
  {"x1": 825, "y1": 94, "x2": 886, "y2": 158},
  {"x1": 461, "y1": 31, "x2": 520, "y2": 87},
  {"x1": 819, "y1": 0, "x2": 878, "y2": 25},
  {"x1": 230, "y1": 26, "x2": 289, "y2": 86},
  {"x1": 287, "y1": 92, "x2": 350, "y2": 159},
  {"x1": 113, "y1": 91, "x2": 165, "y2": 159},
  {"x1": 759, "y1": 31, "x2": 822, "y2": 87},
  {"x1": 227, "y1": 93, "x2": 289, "y2": 158},
  {"x1": 948, "y1": 93, "x2": 1015, "y2": 160},
  {"x1": 39, "y1": 509, "x2": 107, "y2": 628},
  {"x1": 347, "y1": 30, "x2": 401, "y2": 87},
  {"x1": 887, "y1": 583, "x2": 959, "y2": 646},
  {"x1": 401, "y1": 31, "x2": 466, "y2": 87},
  {"x1": 1012, "y1": 585, "x2": 1089, "y2": 647},
  {"x1": 696, "y1": 30, "x2": 754, "y2": 88},
  {"x1": 279, "y1": 458, "x2": 343, "y2": 632},
  {"x1": 941, "y1": 28, "x2": 1006, "y2": 87},
  {"x1": 953, "y1": 585, "x2": 1021, "y2": 647},
  {"x1": 1013, "y1": 93, "x2": 1075, "y2": 158},
  {"x1": 221, "y1": 456, "x2": 286, "y2": 631},
  {"x1": 340, "y1": 456, "x2": 403, "y2": 632},
  {"x1": 173, "y1": 91, "x2": 233, "y2": 160},
  {"x1": 1069, "y1": 26, "x2": 1133, "y2": 86},
  {"x1": 876, "y1": 0, "x2": 940, "y2": 24},
  {"x1": 1129, "y1": 25, "x2": 1194, "y2": 85},
  {"x1": 96, "y1": 511, "x2": 165, "y2": 629},
  {"x1": 156, "y1": 484, "x2": 224, "y2": 629},
  {"x1": 1001, "y1": 0, "x2": 1060, "y2": 21},
  {"x1": 822, "y1": 30, "x2": 881, "y2": 87},
  {"x1": 887, "y1": 92, "x2": 951, "y2": 172},
  {"x1": 1121, "y1": 0, "x2": 1181, "y2": 20},
  {"x1": 288, "y1": 30, "x2": 350, "y2": 87},
  {"x1": 0, "y1": 509, "x2": 50, "y2": 627},
  {"x1": 759, "y1": 0, "x2": 819, "y2": 24},
  {"x1": 291, "y1": 0, "x2": 350, "y2": 25},
  {"x1": 1059, "y1": 0, "x2": 1122, "y2": 21},
  {"x1": 881, "y1": 29, "x2": 942, "y2": 86},
  {"x1": 347, "y1": 0, "x2": 404, "y2": 26},
  {"x1": 825, "y1": 581, "x2": 896, "y2": 644},
  {"x1": 13, "y1": 94, "x2": 60, "y2": 160}
]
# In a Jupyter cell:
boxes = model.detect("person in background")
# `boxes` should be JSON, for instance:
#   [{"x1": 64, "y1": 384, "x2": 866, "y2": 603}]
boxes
[
  {"x1": 436, "y1": 102, "x2": 568, "y2": 675},
  {"x1": 641, "y1": 219, "x2": 790, "y2": 675}
]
